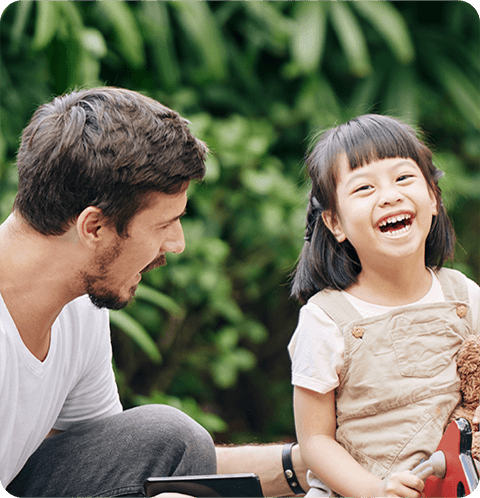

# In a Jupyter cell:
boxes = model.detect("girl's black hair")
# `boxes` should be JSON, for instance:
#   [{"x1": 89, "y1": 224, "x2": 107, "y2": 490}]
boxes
[{"x1": 290, "y1": 114, "x2": 456, "y2": 303}]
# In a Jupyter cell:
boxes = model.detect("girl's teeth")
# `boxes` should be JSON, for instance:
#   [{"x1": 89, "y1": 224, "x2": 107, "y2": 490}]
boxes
[
  {"x1": 382, "y1": 224, "x2": 412, "y2": 237},
  {"x1": 378, "y1": 214, "x2": 411, "y2": 228}
]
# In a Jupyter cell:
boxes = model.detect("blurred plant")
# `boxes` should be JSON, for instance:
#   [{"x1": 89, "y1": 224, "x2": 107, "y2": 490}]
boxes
[
  {"x1": 1, "y1": 1, "x2": 478, "y2": 443},
  {"x1": 135, "y1": 391, "x2": 228, "y2": 436}
]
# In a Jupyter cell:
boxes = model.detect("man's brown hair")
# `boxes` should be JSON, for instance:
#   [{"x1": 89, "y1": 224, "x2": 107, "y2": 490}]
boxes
[{"x1": 14, "y1": 87, "x2": 207, "y2": 236}]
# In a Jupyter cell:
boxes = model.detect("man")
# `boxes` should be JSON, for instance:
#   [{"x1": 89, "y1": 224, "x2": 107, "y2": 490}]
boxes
[{"x1": 0, "y1": 87, "x2": 307, "y2": 497}]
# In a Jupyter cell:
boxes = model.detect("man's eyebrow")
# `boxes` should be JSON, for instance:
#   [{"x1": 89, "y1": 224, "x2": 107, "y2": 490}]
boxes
[{"x1": 157, "y1": 208, "x2": 187, "y2": 227}]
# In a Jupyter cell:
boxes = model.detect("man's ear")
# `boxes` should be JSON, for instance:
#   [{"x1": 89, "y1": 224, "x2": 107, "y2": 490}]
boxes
[
  {"x1": 76, "y1": 207, "x2": 109, "y2": 248},
  {"x1": 321, "y1": 210, "x2": 347, "y2": 243}
]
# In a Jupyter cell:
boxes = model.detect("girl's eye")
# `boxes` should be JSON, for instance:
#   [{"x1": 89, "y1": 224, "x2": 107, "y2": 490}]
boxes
[
  {"x1": 354, "y1": 185, "x2": 372, "y2": 193},
  {"x1": 397, "y1": 174, "x2": 412, "y2": 182}
]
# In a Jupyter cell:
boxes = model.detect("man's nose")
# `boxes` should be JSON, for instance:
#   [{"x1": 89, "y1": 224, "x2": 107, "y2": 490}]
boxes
[{"x1": 163, "y1": 220, "x2": 185, "y2": 254}]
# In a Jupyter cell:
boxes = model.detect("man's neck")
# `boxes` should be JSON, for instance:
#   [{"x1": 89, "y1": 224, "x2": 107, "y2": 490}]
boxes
[{"x1": 0, "y1": 213, "x2": 84, "y2": 360}]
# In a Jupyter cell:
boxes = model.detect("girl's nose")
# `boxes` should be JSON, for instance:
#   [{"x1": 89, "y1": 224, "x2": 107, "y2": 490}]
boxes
[
  {"x1": 162, "y1": 220, "x2": 186, "y2": 254},
  {"x1": 379, "y1": 185, "x2": 403, "y2": 206}
]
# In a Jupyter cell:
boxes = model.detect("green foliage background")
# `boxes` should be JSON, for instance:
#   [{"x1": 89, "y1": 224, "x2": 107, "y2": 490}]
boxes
[{"x1": 1, "y1": 1, "x2": 479, "y2": 443}]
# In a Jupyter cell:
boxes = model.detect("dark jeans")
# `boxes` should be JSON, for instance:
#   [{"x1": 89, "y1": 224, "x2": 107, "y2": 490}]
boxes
[{"x1": 7, "y1": 405, "x2": 216, "y2": 497}]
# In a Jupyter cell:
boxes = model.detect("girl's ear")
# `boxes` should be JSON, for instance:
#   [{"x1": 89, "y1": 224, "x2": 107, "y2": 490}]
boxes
[
  {"x1": 430, "y1": 189, "x2": 439, "y2": 216},
  {"x1": 322, "y1": 210, "x2": 347, "y2": 243}
]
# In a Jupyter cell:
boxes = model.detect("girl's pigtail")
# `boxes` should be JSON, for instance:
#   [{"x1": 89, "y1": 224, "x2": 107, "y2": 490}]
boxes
[
  {"x1": 291, "y1": 193, "x2": 362, "y2": 303},
  {"x1": 291, "y1": 194, "x2": 322, "y2": 303},
  {"x1": 304, "y1": 195, "x2": 323, "y2": 243}
]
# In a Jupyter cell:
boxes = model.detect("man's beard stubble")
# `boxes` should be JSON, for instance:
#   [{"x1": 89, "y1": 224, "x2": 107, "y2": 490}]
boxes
[
  {"x1": 82, "y1": 239, "x2": 127, "y2": 310},
  {"x1": 82, "y1": 241, "x2": 167, "y2": 311},
  {"x1": 86, "y1": 281, "x2": 133, "y2": 310}
]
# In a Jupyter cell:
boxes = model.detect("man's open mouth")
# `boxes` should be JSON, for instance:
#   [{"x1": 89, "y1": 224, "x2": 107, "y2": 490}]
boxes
[{"x1": 140, "y1": 255, "x2": 167, "y2": 274}]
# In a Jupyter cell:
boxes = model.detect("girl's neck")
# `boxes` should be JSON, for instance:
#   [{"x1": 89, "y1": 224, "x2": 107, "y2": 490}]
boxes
[{"x1": 346, "y1": 260, "x2": 433, "y2": 307}]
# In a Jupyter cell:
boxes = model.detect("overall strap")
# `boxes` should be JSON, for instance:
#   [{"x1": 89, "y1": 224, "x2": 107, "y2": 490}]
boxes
[
  {"x1": 309, "y1": 288, "x2": 362, "y2": 330},
  {"x1": 436, "y1": 268, "x2": 469, "y2": 302},
  {"x1": 309, "y1": 268, "x2": 471, "y2": 331}
]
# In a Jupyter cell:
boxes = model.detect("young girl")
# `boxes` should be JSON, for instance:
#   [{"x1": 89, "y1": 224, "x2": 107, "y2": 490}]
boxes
[{"x1": 288, "y1": 114, "x2": 480, "y2": 497}]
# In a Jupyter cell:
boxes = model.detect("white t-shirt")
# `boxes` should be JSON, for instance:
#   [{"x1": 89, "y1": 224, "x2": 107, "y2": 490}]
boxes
[
  {"x1": 288, "y1": 271, "x2": 480, "y2": 395},
  {"x1": 0, "y1": 293, "x2": 122, "y2": 487}
]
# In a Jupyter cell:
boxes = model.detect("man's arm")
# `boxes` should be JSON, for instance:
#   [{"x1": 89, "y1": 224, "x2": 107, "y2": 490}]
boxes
[
  {"x1": 45, "y1": 429, "x2": 308, "y2": 496},
  {"x1": 216, "y1": 443, "x2": 308, "y2": 497},
  {"x1": 46, "y1": 428, "x2": 307, "y2": 496}
]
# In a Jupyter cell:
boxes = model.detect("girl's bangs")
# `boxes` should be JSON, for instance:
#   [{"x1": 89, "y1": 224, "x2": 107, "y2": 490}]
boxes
[{"x1": 339, "y1": 116, "x2": 422, "y2": 171}]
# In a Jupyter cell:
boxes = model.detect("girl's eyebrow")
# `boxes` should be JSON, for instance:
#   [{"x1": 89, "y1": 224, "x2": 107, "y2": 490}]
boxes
[
  {"x1": 344, "y1": 159, "x2": 417, "y2": 188},
  {"x1": 392, "y1": 159, "x2": 417, "y2": 169},
  {"x1": 343, "y1": 170, "x2": 372, "y2": 189}
]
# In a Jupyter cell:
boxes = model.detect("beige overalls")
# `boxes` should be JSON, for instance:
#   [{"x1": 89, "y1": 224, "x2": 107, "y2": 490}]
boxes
[{"x1": 309, "y1": 268, "x2": 476, "y2": 480}]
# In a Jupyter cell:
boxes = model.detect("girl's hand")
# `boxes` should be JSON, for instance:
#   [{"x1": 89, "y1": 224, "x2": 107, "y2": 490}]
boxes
[{"x1": 377, "y1": 471, "x2": 425, "y2": 497}]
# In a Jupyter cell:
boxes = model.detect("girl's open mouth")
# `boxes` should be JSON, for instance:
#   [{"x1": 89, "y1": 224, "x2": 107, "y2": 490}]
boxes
[{"x1": 377, "y1": 213, "x2": 413, "y2": 236}]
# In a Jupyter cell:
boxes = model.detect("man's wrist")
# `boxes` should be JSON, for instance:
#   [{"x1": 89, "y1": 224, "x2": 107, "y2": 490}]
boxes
[{"x1": 282, "y1": 443, "x2": 307, "y2": 495}]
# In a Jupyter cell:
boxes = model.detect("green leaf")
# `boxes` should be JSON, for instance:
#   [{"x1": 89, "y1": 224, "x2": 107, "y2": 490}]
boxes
[
  {"x1": 139, "y1": 2, "x2": 180, "y2": 91},
  {"x1": 352, "y1": 1, "x2": 415, "y2": 64},
  {"x1": 291, "y1": 1, "x2": 327, "y2": 73},
  {"x1": 329, "y1": 2, "x2": 372, "y2": 77},
  {"x1": 171, "y1": 2, "x2": 227, "y2": 81},
  {"x1": 296, "y1": 76, "x2": 342, "y2": 126},
  {"x1": 242, "y1": 320, "x2": 268, "y2": 344},
  {"x1": 109, "y1": 309, "x2": 162, "y2": 364},
  {"x1": 210, "y1": 358, "x2": 237, "y2": 389},
  {"x1": 8, "y1": 1, "x2": 33, "y2": 55},
  {"x1": 135, "y1": 284, "x2": 184, "y2": 318},
  {"x1": 135, "y1": 392, "x2": 228, "y2": 434},
  {"x1": 381, "y1": 66, "x2": 418, "y2": 124},
  {"x1": 348, "y1": 73, "x2": 384, "y2": 116},
  {"x1": 80, "y1": 28, "x2": 107, "y2": 59},
  {"x1": 244, "y1": 2, "x2": 292, "y2": 45},
  {"x1": 216, "y1": 327, "x2": 239, "y2": 352},
  {"x1": 57, "y1": 1, "x2": 83, "y2": 31},
  {"x1": 430, "y1": 56, "x2": 480, "y2": 129},
  {"x1": 96, "y1": 1, "x2": 145, "y2": 69},
  {"x1": 32, "y1": 1, "x2": 58, "y2": 51}
]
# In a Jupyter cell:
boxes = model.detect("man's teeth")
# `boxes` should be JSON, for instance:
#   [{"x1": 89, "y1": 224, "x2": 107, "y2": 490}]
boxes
[{"x1": 378, "y1": 213, "x2": 412, "y2": 228}]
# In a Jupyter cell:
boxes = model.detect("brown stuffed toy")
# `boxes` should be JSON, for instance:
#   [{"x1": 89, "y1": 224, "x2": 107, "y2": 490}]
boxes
[{"x1": 448, "y1": 334, "x2": 480, "y2": 461}]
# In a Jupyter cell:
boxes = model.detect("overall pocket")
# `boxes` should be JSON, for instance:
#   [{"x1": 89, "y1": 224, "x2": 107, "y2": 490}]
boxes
[{"x1": 391, "y1": 315, "x2": 463, "y2": 378}]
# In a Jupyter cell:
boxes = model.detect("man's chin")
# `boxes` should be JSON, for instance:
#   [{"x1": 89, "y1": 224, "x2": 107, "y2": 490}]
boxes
[{"x1": 88, "y1": 288, "x2": 136, "y2": 311}]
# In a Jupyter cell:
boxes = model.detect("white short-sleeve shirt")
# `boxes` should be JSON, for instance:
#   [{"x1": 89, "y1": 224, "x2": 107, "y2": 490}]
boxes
[
  {"x1": 0, "y1": 293, "x2": 122, "y2": 487},
  {"x1": 288, "y1": 271, "x2": 480, "y2": 395}
]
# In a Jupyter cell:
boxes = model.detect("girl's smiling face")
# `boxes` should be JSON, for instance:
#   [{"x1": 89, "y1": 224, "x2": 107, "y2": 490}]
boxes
[{"x1": 323, "y1": 156, "x2": 438, "y2": 271}]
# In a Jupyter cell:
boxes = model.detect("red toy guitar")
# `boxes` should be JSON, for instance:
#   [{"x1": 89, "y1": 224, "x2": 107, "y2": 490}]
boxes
[{"x1": 411, "y1": 418, "x2": 479, "y2": 497}]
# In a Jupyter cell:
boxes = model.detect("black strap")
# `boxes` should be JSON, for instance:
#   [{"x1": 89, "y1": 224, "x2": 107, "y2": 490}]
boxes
[{"x1": 282, "y1": 442, "x2": 306, "y2": 495}]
